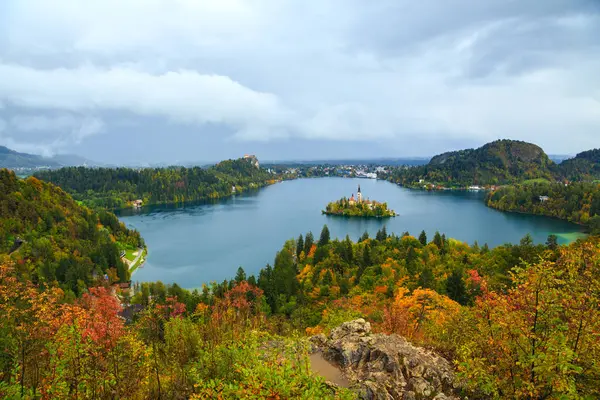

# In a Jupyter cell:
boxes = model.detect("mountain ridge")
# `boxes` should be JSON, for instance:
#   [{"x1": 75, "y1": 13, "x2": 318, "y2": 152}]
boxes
[{"x1": 0, "y1": 145, "x2": 99, "y2": 169}]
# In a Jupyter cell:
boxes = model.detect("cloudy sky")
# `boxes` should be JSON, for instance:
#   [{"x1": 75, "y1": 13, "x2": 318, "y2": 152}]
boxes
[{"x1": 0, "y1": 0, "x2": 599, "y2": 164}]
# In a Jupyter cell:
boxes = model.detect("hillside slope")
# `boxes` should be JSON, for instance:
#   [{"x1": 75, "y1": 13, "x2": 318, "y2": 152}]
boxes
[
  {"x1": 388, "y1": 139, "x2": 556, "y2": 187},
  {"x1": 0, "y1": 145, "x2": 99, "y2": 169},
  {"x1": 35, "y1": 157, "x2": 278, "y2": 209},
  {"x1": 0, "y1": 169, "x2": 143, "y2": 295},
  {"x1": 558, "y1": 149, "x2": 600, "y2": 181},
  {"x1": 0, "y1": 146, "x2": 61, "y2": 168}
]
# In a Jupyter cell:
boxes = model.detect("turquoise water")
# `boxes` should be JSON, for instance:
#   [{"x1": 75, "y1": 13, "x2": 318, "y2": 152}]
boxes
[{"x1": 118, "y1": 178, "x2": 583, "y2": 288}]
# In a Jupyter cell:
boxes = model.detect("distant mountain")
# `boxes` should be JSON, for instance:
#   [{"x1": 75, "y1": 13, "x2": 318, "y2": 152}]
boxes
[
  {"x1": 0, "y1": 146, "x2": 61, "y2": 168},
  {"x1": 549, "y1": 154, "x2": 574, "y2": 163},
  {"x1": 388, "y1": 140, "x2": 556, "y2": 186},
  {"x1": 557, "y1": 149, "x2": 600, "y2": 181},
  {"x1": 0, "y1": 146, "x2": 100, "y2": 169},
  {"x1": 49, "y1": 153, "x2": 99, "y2": 167},
  {"x1": 262, "y1": 157, "x2": 430, "y2": 167}
]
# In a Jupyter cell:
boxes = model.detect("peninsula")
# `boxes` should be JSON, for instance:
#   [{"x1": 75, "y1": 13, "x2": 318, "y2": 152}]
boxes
[{"x1": 323, "y1": 185, "x2": 397, "y2": 217}]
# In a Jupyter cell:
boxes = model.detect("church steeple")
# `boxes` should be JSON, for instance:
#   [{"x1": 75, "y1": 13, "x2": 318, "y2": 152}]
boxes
[{"x1": 357, "y1": 184, "x2": 362, "y2": 203}]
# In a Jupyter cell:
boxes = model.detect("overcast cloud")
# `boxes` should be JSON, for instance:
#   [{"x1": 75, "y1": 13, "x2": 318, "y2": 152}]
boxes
[{"x1": 0, "y1": 0, "x2": 599, "y2": 163}]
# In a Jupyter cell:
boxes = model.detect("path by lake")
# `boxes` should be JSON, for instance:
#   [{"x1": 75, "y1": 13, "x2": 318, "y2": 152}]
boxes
[{"x1": 118, "y1": 178, "x2": 584, "y2": 288}]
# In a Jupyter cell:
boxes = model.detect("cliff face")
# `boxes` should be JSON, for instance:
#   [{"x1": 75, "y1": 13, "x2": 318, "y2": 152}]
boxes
[{"x1": 311, "y1": 319, "x2": 462, "y2": 400}]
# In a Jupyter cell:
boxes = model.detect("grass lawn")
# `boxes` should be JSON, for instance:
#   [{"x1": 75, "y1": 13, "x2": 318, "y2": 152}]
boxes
[
  {"x1": 129, "y1": 248, "x2": 147, "y2": 274},
  {"x1": 124, "y1": 248, "x2": 138, "y2": 262}
]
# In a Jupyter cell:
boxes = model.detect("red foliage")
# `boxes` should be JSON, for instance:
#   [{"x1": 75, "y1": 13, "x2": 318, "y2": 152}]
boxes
[
  {"x1": 156, "y1": 296, "x2": 187, "y2": 319},
  {"x1": 79, "y1": 286, "x2": 124, "y2": 349},
  {"x1": 466, "y1": 268, "x2": 488, "y2": 296}
]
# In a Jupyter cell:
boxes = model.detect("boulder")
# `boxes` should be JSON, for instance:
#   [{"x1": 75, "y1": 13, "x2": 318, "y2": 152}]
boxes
[{"x1": 311, "y1": 319, "x2": 462, "y2": 400}]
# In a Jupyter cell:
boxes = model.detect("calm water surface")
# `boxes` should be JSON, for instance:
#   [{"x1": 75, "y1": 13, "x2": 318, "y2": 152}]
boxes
[{"x1": 118, "y1": 178, "x2": 583, "y2": 288}]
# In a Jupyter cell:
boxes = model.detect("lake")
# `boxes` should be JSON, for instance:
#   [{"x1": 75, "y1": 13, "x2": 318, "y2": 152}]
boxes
[{"x1": 118, "y1": 178, "x2": 584, "y2": 288}]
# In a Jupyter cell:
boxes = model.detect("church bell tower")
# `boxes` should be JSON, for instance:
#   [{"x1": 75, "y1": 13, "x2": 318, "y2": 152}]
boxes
[{"x1": 357, "y1": 184, "x2": 362, "y2": 203}]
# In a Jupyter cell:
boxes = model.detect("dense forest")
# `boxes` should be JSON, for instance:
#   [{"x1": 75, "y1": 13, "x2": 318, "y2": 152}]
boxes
[
  {"x1": 487, "y1": 182, "x2": 600, "y2": 234},
  {"x1": 385, "y1": 140, "x2": 600, "y2": 188},
  {"x1": 2, "y1": 153, "x2": 600, "y2": 398},
  {"x1": 558, "y1": 149, "x2": 600, "y2": 182},
  {"x1": 386, "y1": 140, "x2": 557, "y2": 187},
  {"x1": 1, "y1": 221, "x2": 599, "y2": 398},
  {"x1": 0, "y1": 169, "x2": 143, "y2": 296},
  {"x1": 35, "y1": 157, "x2": 279, "y2": 209}
]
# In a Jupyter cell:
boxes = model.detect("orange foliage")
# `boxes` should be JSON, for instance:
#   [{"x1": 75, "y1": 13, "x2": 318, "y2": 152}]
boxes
[{"x1": 383, "y1": 288, "x2": 460, "y2": 341}]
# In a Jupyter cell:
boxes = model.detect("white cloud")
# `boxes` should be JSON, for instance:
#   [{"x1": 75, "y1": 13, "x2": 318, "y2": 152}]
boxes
[
  {"x1": 10, "y1": 114, "x2": 104, "y2": 140},
  {"x1": 0, "y1": 64, "x2": 290, "y2": 135},
  {"x1": 0, "y1": 0, "x2": 599, "y2": 157}
]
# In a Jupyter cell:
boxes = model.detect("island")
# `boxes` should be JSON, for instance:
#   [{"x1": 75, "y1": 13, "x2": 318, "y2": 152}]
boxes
[{"x1": 322, "y1": 185, "x2": 397, "y2": 217}]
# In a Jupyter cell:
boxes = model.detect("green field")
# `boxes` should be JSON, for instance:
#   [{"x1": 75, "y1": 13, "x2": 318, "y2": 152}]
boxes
[
  {"x1": 128, "y1": 248, "x2": 147, "y2": 274},
  {"x1": 124, "y1": 248, "x2": 138, "y2": 262}
]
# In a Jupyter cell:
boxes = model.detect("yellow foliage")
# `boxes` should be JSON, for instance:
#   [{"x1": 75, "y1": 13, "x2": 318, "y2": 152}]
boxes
[{"x1": 383, "y1": 288, "x2": 460, "y2": 341}]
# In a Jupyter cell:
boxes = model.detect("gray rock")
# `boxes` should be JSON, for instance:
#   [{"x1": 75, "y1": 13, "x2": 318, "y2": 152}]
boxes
[{"x1": 312, "y1": 319, "x2": 462, "y2": 400}]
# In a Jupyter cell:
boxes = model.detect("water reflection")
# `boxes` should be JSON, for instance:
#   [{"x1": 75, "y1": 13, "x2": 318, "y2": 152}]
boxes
[{"x1": 120, "y1": 178, "x2": 584, "y2": 288}]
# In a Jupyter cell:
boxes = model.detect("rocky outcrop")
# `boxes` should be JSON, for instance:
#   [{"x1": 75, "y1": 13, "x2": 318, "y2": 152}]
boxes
[{"x1": 310, "y1": 319, "x2": 461, "y2": 400}]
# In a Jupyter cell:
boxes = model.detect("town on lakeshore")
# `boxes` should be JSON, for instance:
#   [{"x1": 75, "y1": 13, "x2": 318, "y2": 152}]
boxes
[{"x1": 323, "y1": 184, "x2": 397, "y2": 218}]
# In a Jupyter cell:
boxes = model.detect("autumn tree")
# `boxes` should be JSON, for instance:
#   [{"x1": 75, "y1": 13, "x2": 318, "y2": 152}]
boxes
[{"x1": 456, "y1": 240, "x2": 600, "y2": 398}]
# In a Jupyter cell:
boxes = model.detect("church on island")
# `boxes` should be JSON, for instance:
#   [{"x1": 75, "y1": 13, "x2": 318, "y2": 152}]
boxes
[
  {"x1": 348, "y1": 185, "x2": 370, "y2": 208},
  {"x1": 323, "y1": 185, "x2": 397, "y2": 218}
]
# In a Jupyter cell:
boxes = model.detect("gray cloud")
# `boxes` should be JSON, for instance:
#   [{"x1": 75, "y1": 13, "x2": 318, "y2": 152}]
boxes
[{"x1": 0, "y1": 0, "x2": 599, "y2": 160}]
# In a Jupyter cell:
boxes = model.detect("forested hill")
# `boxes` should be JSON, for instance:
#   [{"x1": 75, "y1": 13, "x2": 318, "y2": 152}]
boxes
[
  {"x1": 0, "y1": 145, "x2": 61, "y2": 168},
  {"x1": 486, "y1": 181, "x2": 600, "y2": 234},
  {"x1": 557, "y1": 149, "x2": 600, "y2": 181},
  {"x1": 35, "y1": 157, "x2": 279, "y2": 209},
  {"x1": 387, "y1": 139, "x2": 556, "y2": 187},
  {"x1": 0, "y1": 169, "x2": 143, "y2": 296}
]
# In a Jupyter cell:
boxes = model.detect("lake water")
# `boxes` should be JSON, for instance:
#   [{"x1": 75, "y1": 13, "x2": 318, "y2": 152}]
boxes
[{"x1": 118, "y1": 178, "x2": 584, "y2": 288}]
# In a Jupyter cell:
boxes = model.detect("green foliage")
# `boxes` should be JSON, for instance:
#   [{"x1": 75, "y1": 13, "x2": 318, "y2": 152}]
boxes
[
  {"x1": 0, "y1": 169, "x2": 142, "y2": 294},
  {"x1": 487, "y1": 181, "x2": 600, "y2": 230},
  {"x1": 418, "y1": 230, "x2": 427, "y2": 246},
  {"x1": 319, "y1": 225, "x2": 331, "y2": 246},
  {"x1": 34, "y1": 157, "x2": 278, "y2": 209},
  {"x1": 387, "y1": 140, "x2": 557, "y2": 187},
  {"x1": 454, "y1": 239, "x2": 600, "y2": 398},
  {"x1": 189, "y1": 333, "x2": 355, "y2": 400},
  {"x1": 558, "y1": 149, "x2": 600, "y2": 181},
  {"x1": 323, "y1": 197, "x2": 396, "y2": 217}
]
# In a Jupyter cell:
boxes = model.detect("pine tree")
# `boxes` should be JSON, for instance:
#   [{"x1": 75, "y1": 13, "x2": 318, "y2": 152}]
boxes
[
  {"x1": 376, "y1": 226, "x2": 388, "y2": 241},
  {"x1": 418, "y1": 267, "x2": 434, "y2": 289},
  {"x1": 235, "y1": 266, "x2": 247, "y2": 283},
  {"x1": 318, "y1": 225, "x2": 330, "y2": 246},
  {"x1": 446, "y1": 269, "x2": 468, "y2": 305},
  {"x1": 343, "y1": 235, "x2": 353, "y2": 264},
  {"x1": 304, "y1": 232, "x2": 314, "y2": 254},
  {"x1": 433, "y1": 231, "x2": 443, "y2": 248},
  {"x1": 418, "y1": 230, "x2": 427, "y2": 246},
  {"x1": 362, "y1": 244, "x2": 372, "y2": 268},
  {"x1": 360, "y1": 231, "x2": 370, "y2": 242},
  {"x1": 296, "y1": 234, "x2": 304, "y2": 258}
]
